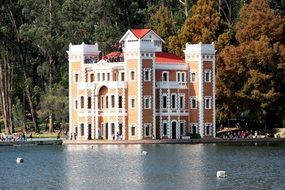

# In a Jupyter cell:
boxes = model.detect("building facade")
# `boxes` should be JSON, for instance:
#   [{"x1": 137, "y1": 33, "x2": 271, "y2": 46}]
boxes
[{"x1": 68, "y1": 29, "x2": 216, "y2": 140}]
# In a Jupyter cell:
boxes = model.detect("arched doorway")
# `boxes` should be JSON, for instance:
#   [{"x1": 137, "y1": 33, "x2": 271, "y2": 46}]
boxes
[
  {"x1": 105, "y1": 123, "x2": 109, "y2": 139},
  {"x1": 98, "y1": 86, "x2": 108, "y2": 110},
  {"x1": 172, "y1": 121, "x2": 177, "y2": 139},
  {"x1": 192, "y1": 124, "x2": 196, "y2": 134}
]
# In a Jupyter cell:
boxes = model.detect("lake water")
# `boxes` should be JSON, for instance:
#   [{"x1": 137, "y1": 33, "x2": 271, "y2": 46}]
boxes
[{"x1": 1, "y1": 143, "x2": 285, "y2": 190}]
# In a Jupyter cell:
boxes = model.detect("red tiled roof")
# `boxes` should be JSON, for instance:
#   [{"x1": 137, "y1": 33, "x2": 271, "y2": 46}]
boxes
[
  {"x1": 155, "y1": 52, "x2": 184, "y2": 64},
  {"x1": 106, "y1": 51, "x2": 124, "y2": 58},
  {"x1": 130, "y1": 29, "x2": 152, "y2": 39}
]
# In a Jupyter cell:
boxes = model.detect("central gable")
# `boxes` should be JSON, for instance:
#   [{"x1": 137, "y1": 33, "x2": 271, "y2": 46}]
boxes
[{"x1": 119, "y1": 29, "x2": 165, "y2": 43}]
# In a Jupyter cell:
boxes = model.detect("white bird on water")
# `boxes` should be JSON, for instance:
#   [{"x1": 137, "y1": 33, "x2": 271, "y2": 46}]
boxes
[
  {"x1": 216, "y1": 171, "x2": 227, "y2": 178},
  {"x1": 142, "y1": 151, "x2": 148, "y2": 155},
  {"x1": 16, "y1": 158, "x2": 24, "y2": 164}
]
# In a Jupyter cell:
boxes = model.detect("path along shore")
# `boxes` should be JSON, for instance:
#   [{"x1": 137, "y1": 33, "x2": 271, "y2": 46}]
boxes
[{"x1": 1, "y1": 138, "x2": 285, "y2": 146}]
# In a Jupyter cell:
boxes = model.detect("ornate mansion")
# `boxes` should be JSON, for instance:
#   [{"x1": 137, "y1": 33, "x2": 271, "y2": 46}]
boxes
[{"x1": 68, "y1": 29, "x2": 216, "y2": 140}]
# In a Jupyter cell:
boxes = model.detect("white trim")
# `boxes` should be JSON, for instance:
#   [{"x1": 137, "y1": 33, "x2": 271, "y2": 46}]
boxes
[
  {"x1": 155, "y1": 64, "x2": 188, "y2": 70},
  {"x1": 138, "y1": 57, "x2": 142, "y2": 140},
  {"x1": 213, "y1": 57, "x2": 216, "y2": 137},
  {"x1": 68, "y1": 55, "x2": 73, "y2": 136},
  {"x1": 199, "y1": 55, "x2": 204, "y2": 137},
  {"x1": 155, "y1": 112, "x2": 189, "y2": 117},
  {"x1": 152, "y1": 58, "x2": 156, "y2": 139},
  {"x1": 95, "y1": 95, "x2": 99, "y2": 139}
]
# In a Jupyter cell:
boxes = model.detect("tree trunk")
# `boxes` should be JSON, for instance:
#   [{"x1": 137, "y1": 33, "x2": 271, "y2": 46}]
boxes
[
  {"x1": 0, "y1": 58, "x2": 14, "y2": 134},
  {"x1": 49, "y1": 113, "x2": 53, "y2": 133},
  {"x1": 179, "y1": 0, "x2": 188, "y2": 17},
  {"x1": 7, "y1": 5, "x2": 40, "y2": 133},
  {"x1": 47, "y1": 0, "x2": 54, "y2": 133},
  {"x1": 24, "y1": 74, "x2": 40, "y2": 133}
]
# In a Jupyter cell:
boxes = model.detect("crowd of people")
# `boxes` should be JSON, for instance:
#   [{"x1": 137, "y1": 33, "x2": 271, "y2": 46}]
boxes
[
  {"x1": 222, "y1": 130, "x2": 268, "y2": 139},
  {"x1": 0, "y1": 133, "x2": 33, "y2": 142}
]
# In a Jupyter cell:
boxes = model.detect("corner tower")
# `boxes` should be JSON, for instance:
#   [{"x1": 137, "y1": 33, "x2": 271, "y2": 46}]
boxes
[
  {"x1": 67, "y1": 43, "x2": 100, "y2": 139},
  {"x1": 120, "y1": 29, "x2": 164, "y2": 140},
  {"x1": 184, "y1": 42, "x2": 216, "y2": 138}
]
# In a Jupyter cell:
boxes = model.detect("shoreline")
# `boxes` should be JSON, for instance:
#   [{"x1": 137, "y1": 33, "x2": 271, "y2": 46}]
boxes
[
  {"x1": 1, "y1": 138, "x2": 285, "y2": 146},
  {"x1": 63, "y1": 138, "x2": 285, "y2": 145},
  {"x1": 0, "y1": 139, "x2": 63, "y2": 146}
]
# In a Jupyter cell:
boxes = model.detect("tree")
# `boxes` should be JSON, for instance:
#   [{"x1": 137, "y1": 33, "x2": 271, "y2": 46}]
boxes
[
  {"x1": 147, "y1": 6, "x2": 176, "y2": 51},
  {"x1": 168, "y1": 0, "x2": 225, "y2": 56},
  {"x1": 217, "y1": 0, "x2": 285, "y2": 132},
  {"x1": 39, "y1": 84, "x2": 68, "y2": 133},
  {"x1": 20, "y1": 0, "x2": 65, "y2": 132}
]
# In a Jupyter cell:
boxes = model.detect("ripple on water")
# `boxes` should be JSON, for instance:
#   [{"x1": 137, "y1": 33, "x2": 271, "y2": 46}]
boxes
[{"x1": 0, "y1": 144, "x2": 285, "y2": 190}]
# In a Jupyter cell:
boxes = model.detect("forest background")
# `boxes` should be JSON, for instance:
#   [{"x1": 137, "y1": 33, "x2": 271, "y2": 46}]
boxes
[{"x1": 0, "y1": 0, "x2": 284, "y2": 136}]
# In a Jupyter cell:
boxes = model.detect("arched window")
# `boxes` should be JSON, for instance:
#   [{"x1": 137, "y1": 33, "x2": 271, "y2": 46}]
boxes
[
  {"x1": 171, "y1": 94, "x2": 176, "y2": 109},
  {"x1": 162, "y1": 72, "x2": 168, "y2": 81},
  {"x1": 80, "y1": 124, "x2": 84, "y2": 136},
  {"x1": 162, "y1": 95, "x2": 167, "y2": 109},
  {"x1": 90, "y1": 74, "x2": 94, "y2": 82},
  {"x1": 80, "y1": 96, "x2": 84, "y2": 109},
  {"x1": 106, "y1": 96, "x2": 108, "y2": 108},
  {"x1": 111, "y1": 95, "x2": 115, "y2": 108},
  {"x1": 101, "y1": 96, "x2": 104, "y2": 109},
  {"x1": 88, "y1": 97, "x2": 91, "y2": 109}
]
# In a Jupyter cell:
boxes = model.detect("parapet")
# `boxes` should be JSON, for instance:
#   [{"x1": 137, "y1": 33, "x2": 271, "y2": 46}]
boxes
[
  {"x1": 184, "y1": 42, "x2": 216, "y2": 55},
  {"x1": 67, "y1": 42, "x2": 100, "y2": 56}
]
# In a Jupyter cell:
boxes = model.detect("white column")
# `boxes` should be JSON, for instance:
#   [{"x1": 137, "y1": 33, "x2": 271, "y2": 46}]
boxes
[
  {"x1": 152, "y1": 62, "x2": 156, "y2": 139},
  {"x1": 198, "y1": 55, "x2": 204, "y2": 138},
  {"x1": 95, "y1": 95, "x2": 99, "y2": 139},
  {"x1": 137, "y1": 56, "x2": 142, "y2": 140},
  {"x1": 212, "y1": 56, "x2": 216, "y2": 137}
]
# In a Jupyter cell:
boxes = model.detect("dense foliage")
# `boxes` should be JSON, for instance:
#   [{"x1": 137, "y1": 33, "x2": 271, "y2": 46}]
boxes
[{"x1": 0, "y1": 0, "x2": 284, "y2": 134}]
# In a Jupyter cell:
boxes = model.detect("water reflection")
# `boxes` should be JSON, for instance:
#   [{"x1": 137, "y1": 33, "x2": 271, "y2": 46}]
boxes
[
  {"x1": 64, "y1": 144, "x2": 145, "y2": 189},
  {"x1": 1, "y1": 144, "x2": 285, "y2": 189}
]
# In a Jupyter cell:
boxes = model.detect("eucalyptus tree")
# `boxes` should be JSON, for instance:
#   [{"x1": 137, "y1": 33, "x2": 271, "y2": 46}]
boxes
[{"x1": 20, "y1": 0, "x2": 65, "y2": 132}]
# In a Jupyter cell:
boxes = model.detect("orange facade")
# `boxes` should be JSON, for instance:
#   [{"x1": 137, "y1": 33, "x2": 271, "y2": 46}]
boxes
[{"x1": 68, "y1": 29, "x2": 216, "y2": 140}]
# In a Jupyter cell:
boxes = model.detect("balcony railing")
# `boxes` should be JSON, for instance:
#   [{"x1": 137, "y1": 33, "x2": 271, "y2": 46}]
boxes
[{"x1": 156, "y1": 81, "x2": 188, "y2": 89}]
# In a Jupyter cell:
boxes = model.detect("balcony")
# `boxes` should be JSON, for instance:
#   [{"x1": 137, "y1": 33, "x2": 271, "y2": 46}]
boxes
[{"x1": 156, "y1": 81, "x2": 188, "y2": 89}]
